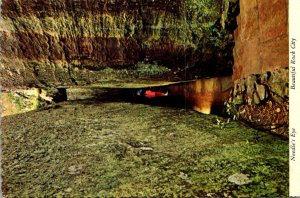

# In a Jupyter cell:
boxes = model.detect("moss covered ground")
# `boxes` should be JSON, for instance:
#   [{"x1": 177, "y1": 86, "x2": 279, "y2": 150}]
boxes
[{"x1": 1, "y1": 100, "x2": 288, "y2": 197}]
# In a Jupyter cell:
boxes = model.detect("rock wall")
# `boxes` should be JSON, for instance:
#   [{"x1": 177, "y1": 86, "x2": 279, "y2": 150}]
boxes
[
  {"x1": 233, "y1": 0, "x2": 288, "y2": 80},
  {"x1": 0, "y1": 0, "x2": 238, "y2": 89},
  {"x1": 228, "y1": 0, "x2": 289, "y2": 136}
]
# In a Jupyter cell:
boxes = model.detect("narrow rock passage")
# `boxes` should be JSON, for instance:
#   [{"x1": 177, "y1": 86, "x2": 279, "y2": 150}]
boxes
[{"x1": 1, "y1": 100, "x2": 288, "y2": 197}]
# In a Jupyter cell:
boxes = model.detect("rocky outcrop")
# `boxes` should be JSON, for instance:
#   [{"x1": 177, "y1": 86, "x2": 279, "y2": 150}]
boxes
[
  {"x1": 226, "y1": 68, "x2": 289, "y2": 137},
  {"x1": 233, "y1": 0, "x2": 288, "y2": 80},
  {"x1": 0, "y1": 0, "x2": 238, "y2": 89},
  {"x1": 1, "y1": 88, "x2": 54, "y2": 116}
]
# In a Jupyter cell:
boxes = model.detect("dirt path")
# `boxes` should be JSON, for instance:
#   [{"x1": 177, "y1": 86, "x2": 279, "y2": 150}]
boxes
[{"x1": 1, "y1": 100, "x2": 288, "y2": 197}]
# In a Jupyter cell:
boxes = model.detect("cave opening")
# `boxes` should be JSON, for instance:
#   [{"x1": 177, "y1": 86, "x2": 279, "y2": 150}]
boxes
[{"x1": 53, "y1": 86, "x2": 192, "y2": 110}]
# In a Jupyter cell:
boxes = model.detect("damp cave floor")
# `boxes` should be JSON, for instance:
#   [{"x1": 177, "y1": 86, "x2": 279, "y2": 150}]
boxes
[{"x1": 1, "y1": 100, "x2": 288, "y2": 197}]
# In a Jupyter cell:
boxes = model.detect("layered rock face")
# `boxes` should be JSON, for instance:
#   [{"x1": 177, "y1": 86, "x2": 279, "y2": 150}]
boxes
[
  {"x1": 0, "y1": 0, "x2": 238, "y2": 89},
  {"x1": 233, "y1": 0, "x2": 288, "y2": 80}
]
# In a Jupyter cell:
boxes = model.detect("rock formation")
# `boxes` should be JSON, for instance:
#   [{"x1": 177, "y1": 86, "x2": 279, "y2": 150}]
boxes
[
  {"x1": 233, "y1": 0, "x2": 288, "y2": 80},
  {"x1": 226, "y1": 68, "x2": 289, "y2": 137},
  {"x1": 226, "y1": 0, "x2": 289, "y2": 137},
  {"x1": 0, "y1": 0, "x2": 238, "y2": 89}
]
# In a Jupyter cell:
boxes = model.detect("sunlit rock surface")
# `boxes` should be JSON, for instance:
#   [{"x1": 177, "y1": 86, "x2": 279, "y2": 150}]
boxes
[{"x1": 1, "y1": 88, "x2": 42, "y2": 116}]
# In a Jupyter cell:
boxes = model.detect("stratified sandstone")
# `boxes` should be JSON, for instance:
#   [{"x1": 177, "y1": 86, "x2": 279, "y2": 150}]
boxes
[{"x1": 0, "y1": 0, "x2": 238, "y2": 89}]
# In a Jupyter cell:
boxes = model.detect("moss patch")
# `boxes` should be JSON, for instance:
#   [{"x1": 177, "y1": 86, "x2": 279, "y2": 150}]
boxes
[{"x1": 1, "y1": 101, "x2": 288, "y2": 197}]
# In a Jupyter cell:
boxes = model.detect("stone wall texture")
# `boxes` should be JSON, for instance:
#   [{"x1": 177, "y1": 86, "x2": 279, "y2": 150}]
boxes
[
  {"x1": 226, "y1": 67, "x2": 289, "y2": 137},
  {"x1": 0, "y1": 0, "x2": 237, "y2": 89},
  {"x1": 233, "y1": 0, "x2": 288, "y2": 81}
]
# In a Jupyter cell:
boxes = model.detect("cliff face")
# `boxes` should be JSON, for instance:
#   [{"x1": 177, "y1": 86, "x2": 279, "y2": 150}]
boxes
[
  {"x1": 233, "y1": 0, "x2": 288, "y2": 80},
  {"x1": 0, "y1": 0, "x2": 238, "y2": 89}
]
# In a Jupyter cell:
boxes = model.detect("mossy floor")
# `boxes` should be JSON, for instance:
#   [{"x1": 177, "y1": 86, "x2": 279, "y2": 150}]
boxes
[{"x1": 1, "y1": 100, "x2": 288, "y2": 197}]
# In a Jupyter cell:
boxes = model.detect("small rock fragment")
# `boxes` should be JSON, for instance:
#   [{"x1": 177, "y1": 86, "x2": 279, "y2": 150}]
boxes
[
  {"x1": 228, "y1": 173, "x2": 252, "y2": 185},
  {"x1": 68, "y1": 165, "x2": 82, "y2": 175},
  {"x1": 138, "y1": 147, "x2": 154, "y2": 155},
  {"x1": 253, "y1": 92, "x2": 260, "y2": 105},
  {"x1": 178, "y1": 172, "x2": 192, "y2": 184},
  {"x1": 256, "y1": 84, "x2": 268, "y2": 101},
  {"x1": 65, "y1": 188, "x2": 73, "y2": 193},
  {"x1": 139, "y1": 147, "x2": 153, "y2": 152},
  {"x1": 178, "y1": 172, "x2": 188, "y2": 180}
]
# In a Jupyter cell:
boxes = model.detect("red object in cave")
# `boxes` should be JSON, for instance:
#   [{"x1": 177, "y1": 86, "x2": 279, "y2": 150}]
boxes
[{"x1": 145, "y1": 90, "x2": 168, "y2": 98}]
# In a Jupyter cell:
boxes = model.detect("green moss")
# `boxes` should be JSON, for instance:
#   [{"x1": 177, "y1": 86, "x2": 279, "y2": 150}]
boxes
[
  {"x1": 2, "y1": 102, "x2": 288, "y2": 197},
  {"x1": 135, "y1": 62, "x2": 171, "y2": 77}
]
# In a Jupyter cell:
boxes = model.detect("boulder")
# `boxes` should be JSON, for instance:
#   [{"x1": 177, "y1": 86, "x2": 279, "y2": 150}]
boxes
[{"x1": 256, "y1": 84, "x2": 269, "y2": 101}]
